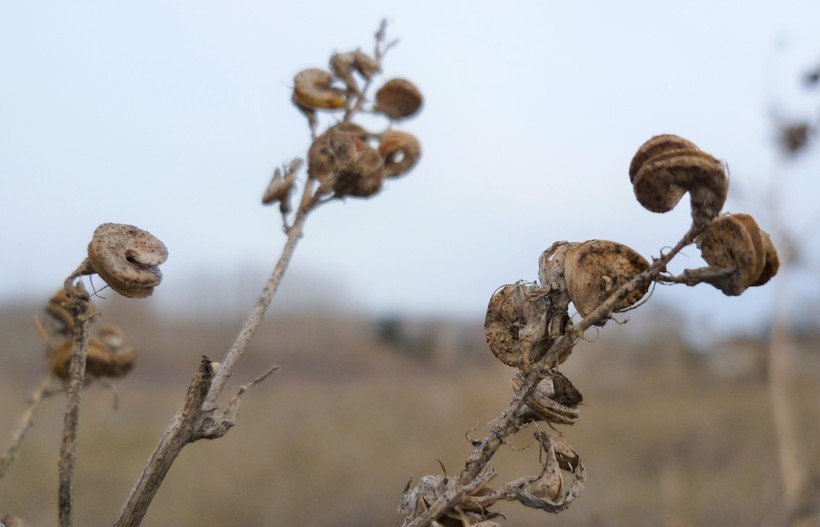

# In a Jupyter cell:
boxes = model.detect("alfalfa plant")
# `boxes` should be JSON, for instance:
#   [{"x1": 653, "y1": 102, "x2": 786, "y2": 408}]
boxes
[
  {"x1": 397, "y1": 135, "x2": 779, "y2": 527},
  {"x1": 0, "y1": 20, "x2": 422, "y2": 527}
]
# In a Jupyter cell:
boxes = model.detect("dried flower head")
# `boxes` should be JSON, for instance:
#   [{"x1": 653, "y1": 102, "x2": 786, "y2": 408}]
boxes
[{"x1": 87, "y1": 223, "x2": 168, "y2": 298}]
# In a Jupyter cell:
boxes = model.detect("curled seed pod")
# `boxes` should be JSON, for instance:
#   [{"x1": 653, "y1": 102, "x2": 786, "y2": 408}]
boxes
[
  {"x1": 49, "y1": 329, "x2": 135, "y2": 380},
  {"x1": 378, "y1": 130, "x2": 421, "y2": 178},
  {"x1": 564, "y1": 240, "x2": 649, "y2": 320},
  {"x1": 329, "y1": 50, "x2": 380, "y2": 93},
  {"x1": 374, "y1": 78, "x2": 423, "y2": 119},
  {"x1": 630, "y1": 134, "x2": 728, "y2": 227},
  {"x1": 484, "y1": 283, "x2": 550, "y2": 368},
  {"x1": 292, "y1": 69, "x2": 346, "y2": 110},
  {"x1": 44, "y1": 289, "x2": 97, "y2": 336},
  {"x1": 512, "y1": 372, "x2": 581, "y2": 425},
  {"x1": 698, "y1": 213, "x2": 779, "y2": 295},
  {"x1": 87, "y1": 223, "x2": 168, "y2": 298}
]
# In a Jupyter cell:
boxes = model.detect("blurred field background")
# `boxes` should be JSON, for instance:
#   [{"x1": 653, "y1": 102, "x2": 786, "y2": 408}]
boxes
[{"x1": 1, "y1": 291, "x2": 819, "y2": 527}]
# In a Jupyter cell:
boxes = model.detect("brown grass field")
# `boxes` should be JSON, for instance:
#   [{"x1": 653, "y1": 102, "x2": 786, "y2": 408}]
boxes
[{"x1": 1, "y1": 300, "x2": 818, "y2": 526}]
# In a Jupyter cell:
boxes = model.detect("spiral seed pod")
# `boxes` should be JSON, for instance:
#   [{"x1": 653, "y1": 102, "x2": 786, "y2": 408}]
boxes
[
  {"x1": 564, "y1": 240, "x2": 649, "y2": 320},
  {"x1": 378, "y1": 131, "x2": 421, "y2": 178},
  {"x1": 374, "y1": 78, "x2": 423, "y2": 119},
  {"x1": 44, "y1": 289, "x2": 97, "y2": 336},
  {"x1": 484, "y1": 283, "x2": 550, "y2": 368},
  {"x1": 512, "y1": 372, "x2": 581, "y2": 425},
  {"x1": 698, "y1": 213, "x2": 779, "y2": 295},
  {"x1": 292, "y1": 69, "x2": 346, "y2": 110},
  {"x1": 630, "y1": 134, "x2": 728, "y2": 227},
  {"x1": 87, "y1": 223, "x2": 168, "y2": 299}
]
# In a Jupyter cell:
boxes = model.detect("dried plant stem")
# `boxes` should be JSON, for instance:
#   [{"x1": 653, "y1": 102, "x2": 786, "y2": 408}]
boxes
[
  {"x1": 114, "y1": 193, "x2": 314, "y2": 527},
  {"x1": 0, "y1": 376, "x2": 54, "y2": 479},
  {"x1": 405, "y1": 226, "x2": 701, "y2": 527},
  {"x1": 113, "y1": 358, "x2": 214, "y2": 527},
  {"x1": 57, "y1": 280, "x2": 91, "y2": 527}
]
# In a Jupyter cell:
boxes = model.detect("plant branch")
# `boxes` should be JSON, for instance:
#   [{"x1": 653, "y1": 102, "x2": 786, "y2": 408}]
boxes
[
  {"x1": 113, "y1": 357, "x2": 214, "y2": 527},
  {"x1": 57, "y1": 280, "x2": 92, "y2": 527},
  {"x1": 0, "y1": 376, "x2": 55, "y2": 479}
]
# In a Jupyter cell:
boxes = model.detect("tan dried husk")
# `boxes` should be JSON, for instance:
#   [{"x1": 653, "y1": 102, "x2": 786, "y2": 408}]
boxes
[
  {"x1": 379, "y1": 130, "x2": 421, "y2": 178},
  {"x1": 697, "y1": 213, "x2": 780, "y2": 295},
  {"x1": 87, "y1": 223, "x2": 168, "y2": 299},
  {"x1": 512, "y1": 371, "x2": 581, "y2": 425},
  {"x1": 48, "y1": 324, "x2": 135, "y2": 380},
  {"x1": 292, "y1": 68, "x2": 346, "y2": 110},
  {"x1": 308, "y1": 123, "x2": 377, "y2": 196},
  {"x1": 484, "y1": 283, "x2": 550, "y2": 368},
  {"x1": 630, "y1": 134, "x2": 728, "y2": 227},
  {"x1": 375, "y1": 78, "x2": 423, "y2": 119},
  {"x1": 329, "y1": 50, "x2": 380, "y2": 93},
  {"x1": 564, "y1": 240, "x2": 649, "y2": 320},
  {"x1": 44, "y1": 289, "x2": 97, "y2": 336}
]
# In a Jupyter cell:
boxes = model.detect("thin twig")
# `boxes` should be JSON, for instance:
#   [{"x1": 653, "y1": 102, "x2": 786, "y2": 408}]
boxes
[
  {"x1": 57, "y1": 280, "x2": 91, "y2": 527},
  {"x1": 404, "y1": 225, "x2": 703, "y2": 527},
  {"x1": 0, "y1": 376, "x2": 54, "y2": 479}
]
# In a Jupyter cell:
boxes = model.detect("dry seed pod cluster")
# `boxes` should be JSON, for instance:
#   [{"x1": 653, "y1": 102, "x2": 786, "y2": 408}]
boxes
[
  {"x1": 87, "y1": 223, "x2": 168, "y2": 298},
  {"x1": 42, "y1": 289, "x2": 136, "y2": 381},
  {"x1": 266, "y1": 28, "x2": 421, "y2": 207}
]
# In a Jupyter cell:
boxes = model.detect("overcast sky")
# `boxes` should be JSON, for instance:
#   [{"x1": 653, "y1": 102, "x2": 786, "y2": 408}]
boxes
[{"x1": 1, "y1": 1, "x2": 819, "y2": 335}]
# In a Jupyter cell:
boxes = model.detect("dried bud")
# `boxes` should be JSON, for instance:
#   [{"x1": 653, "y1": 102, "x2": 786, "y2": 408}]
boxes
[
  {"x1": 776, "y1": 122, "x2": 813, "y2": 155},
  {"x1": 630, "y1": 134, "x2": 728, "y2": 228},
  {"x1": 698, "y1": 213, "x2": 779, "y2": 295},
  {"x1": 87, "y1": 223, "x2": 168, "y2": 298},
  {"x1": 292, "y1": 69, "x2": 346, "y2": 110},
  {"x1": 374, "y1": 78, "x2": 423, "y2": 119},
  {"x1": 262, "y1": 159, "x2": 303, "y2": 213},
  {"x1": 378, "y1": 131, "x2": 421, "y2": 178},
  {"x1": 564, "y1": 240, "x2": 649, "y2": 321}
]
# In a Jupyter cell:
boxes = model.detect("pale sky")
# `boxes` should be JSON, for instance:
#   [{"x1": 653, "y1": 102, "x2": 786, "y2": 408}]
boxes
[{"x1": 2, "y1": 1, "x2": 819, "y2": 334}]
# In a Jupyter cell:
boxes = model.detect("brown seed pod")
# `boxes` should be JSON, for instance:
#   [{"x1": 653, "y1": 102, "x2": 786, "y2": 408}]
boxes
[
  {"x1": 512, "y1": 371, "x2": 581, "y2": 425},
  {"x1": 0, "y1": 515, "x2": 25, "y2": 527},
  {"x1": 378, "y1": 131, "x2": 421, "y2": 178},
  {"x1": 292, "y1": 69, "x2": 346, "y2": 110},
  {"x1": 698, "y1": 213, "x2": 779, "y2": 295},
  {"x1": 484, "y1": 283, "x2": 550, "y2": 368},
  {"x1": 564, "y1": 240, "x2": 649, "y2": 319},
  {"x1": 333, "y1": 145, "x2": 385, "y2": 197},
  {"x1": 308, "y1": 123, "x2": 370, "y2": 192},
  {"x1": 630, "y1": 134, "x2": 728, "y2": 227},
  {"x1": 49, "y1": 326, "x2": 135, "y2": 380},
  {"x1": 44, "y1": 289, "x2": 97, "y2": 336},
  {"x1": 374, "y1": 78, "x2": 423, "y2": 119},
  {"x1": 308, "y1": 124, "x2": 385, "y2": 197},
  {"x1": 87, "y1": 223, "x2": 168, "y2": 298},
  {"x1": 329, "y1": 50, "x2": 380, "y2": 93}
]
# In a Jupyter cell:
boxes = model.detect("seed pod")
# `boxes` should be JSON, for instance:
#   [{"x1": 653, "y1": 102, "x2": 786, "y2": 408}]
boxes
[
  {"x1": 329, "y1": 50, "x2": 380, "y2": 93},
  {"x1": 0, "y1": 515, "x2": 25, "y2": 527},
  {"x1": 630, "y1": 134, "x2": 728, "y2": 228},
  {"x1": 292, "y1": 69, "x2": 346, "y2": 110},
  {"x1": 512, "y1": 372, "x2": 581, "y2": 425},
  {"x1": 484, "y1": 283, "x2": 550, "y2": 368},
  {"x1": 44, "y1": 289, "x2": 97, "y2": 336},
  {"x1": 698, "y1": 213, "x2": 779, "y2": 295},
  {"x1": 87, "y1": 223, "x2": 168, "y2": 298},
  {"x1": 378, "y1": 131, "x2": 421, "y2": 178},
  {"x1": 564, "y1": 240, "x2": 649, "y2": 320},
  {"x1": 308, "y1": 123, "x2": 370, "y2": 192},
  {"x1": 49, "y1": 327, "x2": 135, "y2": 380},
  {"x1": 374, "y1": 78, "x2": 423, "y2": 119},
  {"x1": 333, "y1": 145, "x2": 385, "y2": 198}
]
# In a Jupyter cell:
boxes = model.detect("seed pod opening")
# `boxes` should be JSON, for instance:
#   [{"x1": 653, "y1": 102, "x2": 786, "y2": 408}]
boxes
[
  {"x1": 564, "y1": 240, "x2": 649, "y2": 320},
  {"x1": 87, "y1": 223, "x2": 168, "y2": 299},
  {"x1": 292, "y1": 69, "x2": 346, "y2": 110},
  {"x1": 698, "y1": 213, "x2": 779, "y2": 295},
  {"x1": 374, "y1": 78, "x2": 423, "y2": 119},
  {"x1": 630, "y1": 134, "x2": 728, "y2": 228},
  {"x1": 378, "y1": 131, "x2": 421, "y2": 178}
]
